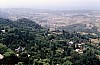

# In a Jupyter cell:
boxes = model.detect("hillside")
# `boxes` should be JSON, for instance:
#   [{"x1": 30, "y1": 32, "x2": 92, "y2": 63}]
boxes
[
  {"x1": 0, "y1": 18, "x2": 100, "y2": 65},
  {"x1": 0, "y1": 18, "x2": 42, "y2": 30},
  {"x1": 57, "y1": 23, "x2": 99, "y2": 33}
]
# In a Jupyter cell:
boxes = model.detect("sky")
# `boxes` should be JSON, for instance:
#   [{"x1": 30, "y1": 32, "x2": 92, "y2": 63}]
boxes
[{"x1": 0, "y1": 0, "x2": 100, "y2": 10}]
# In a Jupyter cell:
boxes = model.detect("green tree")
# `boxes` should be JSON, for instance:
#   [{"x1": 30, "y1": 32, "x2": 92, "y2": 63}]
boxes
[{"x1": 62, "y1": 61, "x2": 72, "y2": 65}]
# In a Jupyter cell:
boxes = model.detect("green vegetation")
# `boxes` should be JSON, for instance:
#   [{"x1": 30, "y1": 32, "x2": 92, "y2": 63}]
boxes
[{"x1": 0, "y1": 18, "x2": 100, "y2": 65}]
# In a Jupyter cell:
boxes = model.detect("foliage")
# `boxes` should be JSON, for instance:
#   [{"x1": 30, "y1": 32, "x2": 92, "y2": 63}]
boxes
[{"x1": 0, "y1": 18, "x2": 100, "y2": 65}]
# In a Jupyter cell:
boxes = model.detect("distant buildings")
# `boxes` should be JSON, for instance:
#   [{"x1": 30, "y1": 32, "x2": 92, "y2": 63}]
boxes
[{"x1": 1, "y1": 9, "x2": 100, "y2": 32}]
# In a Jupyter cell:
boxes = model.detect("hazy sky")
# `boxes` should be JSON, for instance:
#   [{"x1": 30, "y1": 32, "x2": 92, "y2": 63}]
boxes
[{"x1": 0, "y1": 0, "x2": 100, "y2": 10}]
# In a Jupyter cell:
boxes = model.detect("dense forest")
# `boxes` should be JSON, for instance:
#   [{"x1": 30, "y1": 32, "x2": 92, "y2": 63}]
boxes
[{"x1": 0, "y1": 18, "x2": 100, "y2": 65}]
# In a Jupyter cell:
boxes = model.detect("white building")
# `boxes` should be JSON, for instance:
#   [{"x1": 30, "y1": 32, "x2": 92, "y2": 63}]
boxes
[
  {"x1": 1, "y1": 29, "x2": 6, "y2": 33},
  {"x1": 0, "y1": 54, "x2": 4, "y2": 59}
]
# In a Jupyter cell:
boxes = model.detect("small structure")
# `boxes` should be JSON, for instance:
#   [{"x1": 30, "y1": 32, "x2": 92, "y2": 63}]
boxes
[
  {"x1": 69, "y1": 41, "x2": 74, "y2": 45},
  {"x1": 16, "y1": 54, "x2": 19, "y2": 57},
  {"x1": 52, "y1": 31, "x2": 63, "y2": 35},
  {"x1": 1, "y1": 29, "x2": 6, "y2": 33},
  {"x1": 68, "y1": 41, "x2": 74, "y2": 46},
  {"x1": 15, "y1": 47, "x2": 25, "y2": 52},
  {"x1": 75, "y1": 43, "x2": 85, "y2": 54},
  {"x1": 75, "y1": 43, "x2": 85, "y2": 49},
  {"x1": 0, "y1": 54, "x2": 4, "y2": 59},
  {"x1": 48, "y1": 34, "x2": 52, "y2": 36},
  {"x1": 75, "y1": 49, "x2": 83, "y2": 54},
  {"x1": 28, "y1": 54, "x2": 30, "y2": 57}
]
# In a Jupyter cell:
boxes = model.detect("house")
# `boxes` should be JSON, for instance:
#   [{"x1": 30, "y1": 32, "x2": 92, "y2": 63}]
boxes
[
  {"x1": 28, "y1": 54, "x2": 30, "y2": 57},
  {"x1": 0, "y1": 54, "x2": 4, "y2": 59},
  {"x1": 75, "y1": 43, "x2": 85, "y2": 49},
  {"x1": 16, "y1": 54, "x2": 19, "y2": 57},
  {"x1": 68, "y1": 41, "x2": 74, "y2": 46},
  {"x1": 69, "y1": 41, "x2": 74, "y2": 45},
  {"x1": 1, "y1": 30, "x2": 5, "y2": 33},
  {"x1": 0, "y1": 29, "x2": 6, "y2": 34},
  {"x1": 74, "y1": 43, "x2": 85, "y2": 54},
  {"x1": 75, "y1": 49, "x2": 83, "y2": 54}
]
